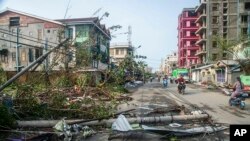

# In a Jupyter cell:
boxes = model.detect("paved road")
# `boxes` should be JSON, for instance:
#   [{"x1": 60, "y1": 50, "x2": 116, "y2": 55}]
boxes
[
  {"x1": 122, "y1": 80, "x2": 250, "y2": 125},
  {"x1": 87, "y1": 80, "x2": 250, "y2": 141}
]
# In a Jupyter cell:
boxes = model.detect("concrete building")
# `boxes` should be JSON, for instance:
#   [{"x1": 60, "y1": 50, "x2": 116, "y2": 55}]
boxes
[
  {"x1": 164, "y1": 51, "x2": 178, "y2": 75},
  {"x1": 109, "y1": 42, "x2": 132, "y2": 66},
  {"x1": 195, "y1": 0, "x2": 249, "y2": 65},
  {"x1": 0, "y1": 8, "x2": 64, "y2": 71},
  {"x1": 193, "y1": 0, "x2": 250, "y2": 86},
  {"x1": 56, "y1": 17, "x2": 111, "y2": 71},
  {"x1": 177, "y1": 8, "x2": 199, "y2": 68}
]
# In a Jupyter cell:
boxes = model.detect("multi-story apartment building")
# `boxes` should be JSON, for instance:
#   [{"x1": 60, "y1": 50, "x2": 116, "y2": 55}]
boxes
[
  {"x1": 164, "y1": 51, "x2": 178, "y2": 75},
  {"x1": 0, "y1": 8, "x2": 64, "y2": 71},
  {"x1": 177, "y1": 8, "x2": 199, "y2": 68},
  {"x1": 0, "y1": 8, "x2": 111, "y2": 73},
  {"x1": 56, "y1": 17, "x2": 111, "y2": 71},
  {"x1": 109, "y1": 42, "x2": 133, "y2": 66},
  {"x1": 195, "y1": 0, "x2": 250, "y2": 65}
]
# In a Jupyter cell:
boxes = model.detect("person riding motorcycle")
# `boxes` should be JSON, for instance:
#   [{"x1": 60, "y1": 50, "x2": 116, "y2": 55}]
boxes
[
  {"x1": 231, "y1": 77, "x2": 244, "y2": 99},
  {"x1": 163, "y1": 75, "x2": 168, "y2": 88},
  {"x1": 176, "y1": 74, "x2": 185, "y2": 93}
]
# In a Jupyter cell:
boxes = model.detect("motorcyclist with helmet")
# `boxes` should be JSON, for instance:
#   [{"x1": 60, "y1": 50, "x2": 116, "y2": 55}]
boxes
[{"x1": 176, "y1": 74, "x2": 186, "y2": 93}]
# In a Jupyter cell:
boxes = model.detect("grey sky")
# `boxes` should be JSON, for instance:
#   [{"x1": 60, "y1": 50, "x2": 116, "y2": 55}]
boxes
[{"x1": 1, "y1": 0, "x2": 199, "y2": 71}]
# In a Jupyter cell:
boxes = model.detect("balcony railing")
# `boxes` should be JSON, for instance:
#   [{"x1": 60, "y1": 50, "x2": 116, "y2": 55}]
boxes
[
  {"x1": 195, "y1": 13, "x2": 206, "y2": 23},
  {"x1": 195, "y1": 49, "x2": 206, "y2": 56},
  {"x1": 195, "y1": 26, "x2": 206, "y2": 34}
]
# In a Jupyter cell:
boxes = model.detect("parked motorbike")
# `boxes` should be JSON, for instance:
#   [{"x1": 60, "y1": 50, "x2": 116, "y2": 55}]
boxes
[
  {"x1": 178, "y1": 82, "x2": 185, "y2": 94},
  {"x1": 229, "y1": 92, "x2": 248, "y2": 110}
]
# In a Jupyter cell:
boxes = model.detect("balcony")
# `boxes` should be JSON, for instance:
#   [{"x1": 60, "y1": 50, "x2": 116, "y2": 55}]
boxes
[
  {"x1": 195, "y1": 49, "x2": 206, "y2": 56},
  {"x1": 195, "y1": 26, "x2": 206, "y2": 34},
  {"x1": 182, "y1": 45, "x2": 199, "y2": 50},
  {"x1": 195, "y1": 13, "x2": 206, "y2": 23},
  {"x1": 181, "y1": 35, "x2": 199, "y2": 41},
  {"x1": 195, "y1": 38, "x2": 206, "y2": 45}
]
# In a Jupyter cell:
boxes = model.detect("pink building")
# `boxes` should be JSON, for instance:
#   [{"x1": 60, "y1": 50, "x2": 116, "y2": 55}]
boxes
[{"x1": 177, "y1": 8, "x2": 199, "y2": 68}]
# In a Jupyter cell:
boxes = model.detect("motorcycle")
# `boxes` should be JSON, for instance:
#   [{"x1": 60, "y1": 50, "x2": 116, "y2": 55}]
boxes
[
  {"x1": 229, "y1": 92, "x2": 248, "y2": 110},
  {"x1": 178, "y1": 82, "x2": 185, "y2": 94},
  {"x1": 163, "y1": 79, "x2": 168, "y2": 88}
]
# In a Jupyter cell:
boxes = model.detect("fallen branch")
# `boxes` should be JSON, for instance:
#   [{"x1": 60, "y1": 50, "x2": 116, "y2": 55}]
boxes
[{"x1": 17, "y1": 114, "x2": 209, "y2": 128}]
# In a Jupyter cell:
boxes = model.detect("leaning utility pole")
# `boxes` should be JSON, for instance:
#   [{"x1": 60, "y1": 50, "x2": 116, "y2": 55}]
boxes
[
  {"x1": 0, "y1": 38, "x2": 69, "y2": 92},
  {"x1": 15, "y1": 27, "x2": 21, "y2": 72}
]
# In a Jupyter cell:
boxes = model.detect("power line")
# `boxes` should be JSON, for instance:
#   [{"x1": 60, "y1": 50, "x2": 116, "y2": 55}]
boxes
[
  {"x1": 0, "y1": 38, "x2": 75, "y2": 56},
  {"x1": 0, "y1": 27, "x2": 59, "y2": 45}
]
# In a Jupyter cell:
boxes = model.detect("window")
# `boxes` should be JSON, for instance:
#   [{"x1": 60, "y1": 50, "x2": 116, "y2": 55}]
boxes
[
  {"x1": 217, "y1": 71, "x2": 225, "y2": 82},
  {"x1": 0, "y1": 49, "x2": 8, "y2": 63},
  {"x1": 245, "y1": 2, "x2": 250, "y2": 10},
  {"x1": 212, "y1": 16, "x2": 219, "y2": 24},
  {"x1": 110, "y1": 49, "x2": 114, "y2": 55},
  {"x1": 21, "y1": 51, "x2": 26, "y2": 61},
  {"x1": 186, "y1": 31, "x2": 190, "y2": 36},
  {"x1": 29, "y1": 48, "x2": 34, "y2": 62},
  {"x1": 242, "y1": 15, "x2": 248, "y2": 24},
  {"x1": 242, "y1": 28, "x2": 248, "y2": 35},
  {"x1": 212, "y1": 3, "x2": 219, "y2": 11},
  {"x1": 190, "y1": 51, "x2": 196, "y2": 56},
  {"x1": 212, "y1": 30, "x2": 218, "y2": 35},
  {"x1": 38, "y1": 29, "x2": 42, "y2": 41},
  {"x1": 186, "y1": 21, "x2": 190, "y2": 27},
  {"x1": 35, "y1": 49, "x2": 43, "y2": 59},
  {"x1": 115, "y1": 49, "x2": 119, "y2": 55},
  {"x1": 120, "y1": 49, "x2": 124, "y2": 55},
  {"x1": 223, "y1": 9, "x2": 228, "y2": 14},
  {"x1": 191, "y1": 41, "x2": 196, "y2": 45},
  {"x1": 191, "y1": 32, "x2": 196, "y2": 36},
  {"x1": 2, "y1": 33, "x2": 7, "y2": 38},
  {"x1": 212, "y1": 41, "x2": 217, "y2": 48},
  {"x1": 191, "y1": 21, "x2": 196, "y2": 27},
  {"x1": 12, "y1": 52, "x2": 16, "y2": 61},
  {"x1": 66, "y1": 28, "x2": 73, "y2": 40},
  {"x1": 223, "y1": 33, "x2": 227, "y2": 38},
  {"x1": 47, "y1": 30, "x2": 50, "y2": 33},
  {"x1": 223, "y1": 21, "x2": 227, "y2": 26},
  {"x1": 212, "y1": 54, "x2": 218, "y2": 61},
  {"x1": 9, "y1": 17, "x2": 20, "y2": 26}
]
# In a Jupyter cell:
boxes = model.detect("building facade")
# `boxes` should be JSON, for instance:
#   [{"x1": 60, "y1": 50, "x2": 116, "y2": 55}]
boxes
[
  {"x1": 56, "y1": 17, "x2": 111, "y2": 71},
  {"x1": 164, "y1": 51, "x2": 178, "y2": 75},
  {"x1": 177, "y1": 8, "x2": 199, "y2": 68},
  {"x1": 195, "y1": 0, "x2": 249, "y2": 65},
  {"x1": 109, "y1": 42, "x2": 132, "y2": 66},
  {"x1": 0, "y1": 8, "x2": 64, "y2": 71}
]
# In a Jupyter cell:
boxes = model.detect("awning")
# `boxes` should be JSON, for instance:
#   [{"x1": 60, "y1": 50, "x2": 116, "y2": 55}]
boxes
[{"x1": 192, "y1": 64, "x2": 214, "y2": 71}]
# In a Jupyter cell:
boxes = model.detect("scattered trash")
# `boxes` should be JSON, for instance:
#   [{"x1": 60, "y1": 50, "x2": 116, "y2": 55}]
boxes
[
  {"x1": 169, "y1": 123, "x2": 182, "y2": 128},
  {"x1": 112, "y1": 114, "x2": 132, "y2": 131},
  {"x1": 191, "y1": 110, "x2": 203, "y2": 115}
]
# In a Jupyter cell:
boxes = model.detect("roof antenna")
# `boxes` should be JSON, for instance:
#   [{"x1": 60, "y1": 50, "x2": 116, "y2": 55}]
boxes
[{"x1": 64, "y1": 0, "x2": 72, "y2": 19}]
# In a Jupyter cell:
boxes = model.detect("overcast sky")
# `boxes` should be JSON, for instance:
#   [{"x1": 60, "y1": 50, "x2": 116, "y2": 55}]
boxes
[{"x1": 1, "y1": 0, "x2": 199, "y2": 71}]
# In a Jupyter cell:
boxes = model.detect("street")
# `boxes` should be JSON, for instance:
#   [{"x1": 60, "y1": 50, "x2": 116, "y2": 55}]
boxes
[{"x1": 119, "y1": 80, "x2": 250, "y2": 125}]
